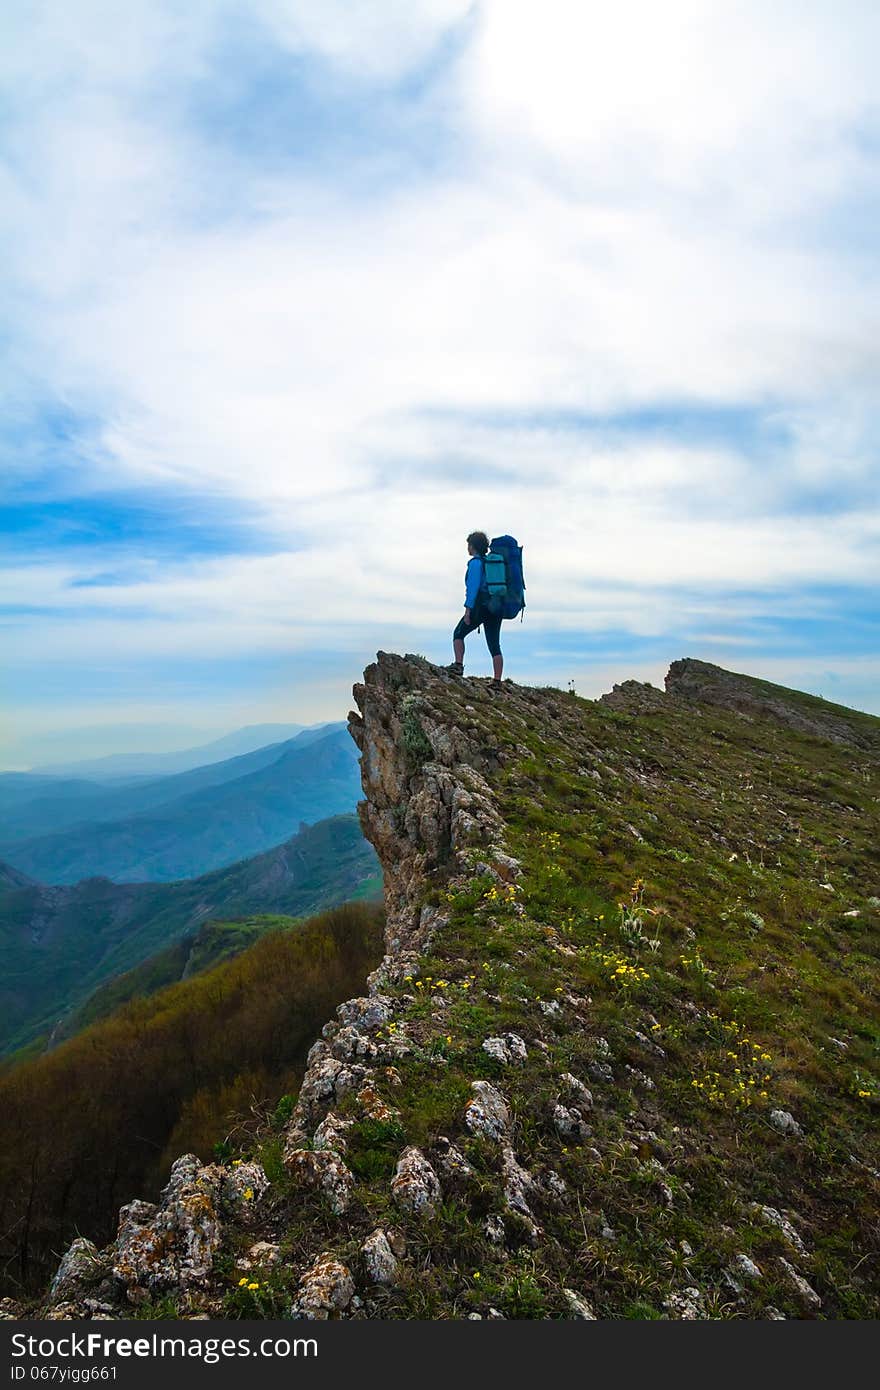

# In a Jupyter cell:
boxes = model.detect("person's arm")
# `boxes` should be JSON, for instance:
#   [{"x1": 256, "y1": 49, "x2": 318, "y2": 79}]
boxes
[{"x1": 464, "y1": 556, "x2": 482, "y2": 611}]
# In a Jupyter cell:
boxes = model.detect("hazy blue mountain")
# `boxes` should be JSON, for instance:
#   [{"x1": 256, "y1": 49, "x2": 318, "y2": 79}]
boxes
[
  {"x1": 0, "y1": 861, "x2": 34, "y2": 890},
  {"x1": 0, "y1": 813, "x2": 381, "y2": 1057},
  {"x1": 30, "y1": 722, "x2": 308, "y2": 781},
  {"x1": 0, "y1": 724, "x2": 346, "y2": 846},
  {"x1": 1, "y1": 728, "x2": 360, "y2": 885}
]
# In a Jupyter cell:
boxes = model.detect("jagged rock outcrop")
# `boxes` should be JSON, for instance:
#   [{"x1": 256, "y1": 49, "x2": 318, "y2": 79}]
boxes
[
  {"x1": 348, "y1": 653, "x2": 511, "y2": 962},
  {"x1": 38, "y1": 1153, "x2": 269, "y2": 1318}
]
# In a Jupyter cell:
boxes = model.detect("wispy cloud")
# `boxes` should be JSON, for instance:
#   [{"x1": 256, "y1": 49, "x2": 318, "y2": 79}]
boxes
[{"x1": 2, "y1": 1, "x2": 879, "y2": 762}]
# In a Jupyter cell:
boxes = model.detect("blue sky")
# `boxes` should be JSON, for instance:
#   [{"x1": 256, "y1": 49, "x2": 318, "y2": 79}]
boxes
[{"x1": 2, "y1": 1, "x2": 879, "y2": 767}]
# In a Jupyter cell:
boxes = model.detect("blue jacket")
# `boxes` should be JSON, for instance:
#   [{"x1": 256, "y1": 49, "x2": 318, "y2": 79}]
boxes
[{"x1": 465, "y1": 555, "x2": 484, "y2": 609}]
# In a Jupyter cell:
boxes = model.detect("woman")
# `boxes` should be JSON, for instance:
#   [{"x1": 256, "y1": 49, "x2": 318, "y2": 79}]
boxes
[{"x1": 448, "y1": 531, "x2": 503, "y2": 690}]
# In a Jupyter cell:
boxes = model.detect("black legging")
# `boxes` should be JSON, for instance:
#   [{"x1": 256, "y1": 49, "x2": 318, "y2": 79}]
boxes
[{"x1": 453, "y1": 601, "x2": 502, "y2": 657}]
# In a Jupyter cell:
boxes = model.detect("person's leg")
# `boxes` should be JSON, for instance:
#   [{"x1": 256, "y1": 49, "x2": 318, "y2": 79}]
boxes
[
  {"x1": 450, "y1": 613, "x2": 473, "y2": 673},
  {"x1": 485, "y1": 613, "x2": 503, "y2": 686}
]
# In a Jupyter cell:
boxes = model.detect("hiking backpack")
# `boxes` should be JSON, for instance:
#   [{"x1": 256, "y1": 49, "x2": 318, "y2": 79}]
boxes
[{"x1": 482, "y1": 535, "x2": 525, "y2": 620}]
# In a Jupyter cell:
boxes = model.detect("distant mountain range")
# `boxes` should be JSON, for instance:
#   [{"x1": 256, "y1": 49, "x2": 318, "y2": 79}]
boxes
[
  {"x1": 0, "y1": 812, "x2": 381, "y2": 1058},
  {"x1": 0, "y1": 724, "x2": 359, "y2": 884},
  {"x1": 28, "y1": 723, "x2": 308, "y2": 780}
]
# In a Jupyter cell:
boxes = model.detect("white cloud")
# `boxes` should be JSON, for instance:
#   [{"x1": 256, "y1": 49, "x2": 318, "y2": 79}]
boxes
[{"x1": 2, "y1": 1, "x2": 879, "y2": 748}]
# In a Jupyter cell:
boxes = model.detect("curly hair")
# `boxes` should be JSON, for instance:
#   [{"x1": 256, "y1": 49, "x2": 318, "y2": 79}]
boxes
[{"x1": 466, "y1": 531, "x2": 489, "y2": 556}]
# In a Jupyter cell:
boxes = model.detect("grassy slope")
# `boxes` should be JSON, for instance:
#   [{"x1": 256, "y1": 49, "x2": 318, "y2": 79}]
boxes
[{"x1": 216, "y1": 667, "x2": 879, "y2": 1320}]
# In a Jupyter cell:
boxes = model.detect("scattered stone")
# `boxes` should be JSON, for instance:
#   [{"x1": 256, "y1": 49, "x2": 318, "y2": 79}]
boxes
[
  {"x1": 543, "y1": 1171, "x2": 568, "y2": 1202},
  {"x1": 588, "y1": 1061, "x2": 614, "y2": 1085},
  {"x1": 290, "y1": 1255, "x2": 355, "y2": 1320},
  {"x1": 632, "y1": 1029, "x2": 667, "y2": 1059},
  {"x1": 763, "y1": 1305, "x2": 786, "y2": 1320},
  {"x1": 559, "y1": 1073, "x2": 593, "y2": 1109},
  {"x1": 312, "y1": 1112, "x2": 354, "y2": 1154},
  {"x1": 664, "y1": 1287, "x2": 706, "y2": 1320},
  {"x1": 485, "y1": 1215, "x2": 506, "y2": 1245},
  {"x1": 732, "y1": 1254, "x2": 762, "y2": 1282},
  {"x1": 500, "y1": 1144, "x2": 541, "y2": 1243},
  {"x1": 563, "y1": 1289, "x2": 597, "y2": 1319},
  {"x1": 237, "y1": 1242, "x2": 281, "y2": 1272},
  {"x1": 48, "y1": 1238, "x2": 105, "y2": 1306},
  {"x1": 433, "y1": 1136, "x2": 475, "y2": 1190},
  {"x1": 391, "y1": 1147, "x2": 441, "y2": 1217},
  {"x1": 221, "y1": 1162, "x2": 269, "y2": 1217},
  {"x1": 361, "y1": 1230, "x2": 398, "y2": 1286},
  {"x1": 355, "y1": 1083, "x2": 401, "y2": 1124},
  {"x1": 539, "y1": 999, "x2": 562, "y2": 1017},
  {"x1": 769, "y1": 1109, "x2": 803, "y2": 1138},
  {"x1": 778, "y1": 1258, "x2": 821, "y2": 1314},
  {"x1": 552, "y1": 1104, "x2": 591, "y2": 1142},
  {"x1": 750, "y1": 1205, "x2": 807, "y2": 1255},
  {"x1": 625, "y1": 1065, "x2": 655, "y2": 1090},
  {"x1": 482, "y1": 1033, "x2": 528, "y2": 1066},
  {"x1": 329, "y1": 1025, "x2": 378, "y2": 1061},
  {"x1": 643, "y1": 1160, "x2": 674, "y2": 1207},
  {"x1": 336, "y1": 996, "x2": 394, "y2": 1033},
  {"x1": 679, "y1": 1240, "x2": 693, "y2": 1257},
  {"x1": 464, "y1": 1081, "x2": 511, "y2": 1141},
  {"x1": 285, "y1": 1149, "x2": 355, "y2": 1214},
  {"x1": 492, "y1": 851, "x2": 523, "y2": 882}
]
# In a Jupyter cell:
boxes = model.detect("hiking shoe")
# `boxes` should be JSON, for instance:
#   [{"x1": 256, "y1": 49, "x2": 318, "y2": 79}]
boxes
[
  {"x1": 489, "y1": 678, "x2": 503, "y2": 691},
  {"x1": 446, "y1": 661, "x2": 464, "y2": 676}
]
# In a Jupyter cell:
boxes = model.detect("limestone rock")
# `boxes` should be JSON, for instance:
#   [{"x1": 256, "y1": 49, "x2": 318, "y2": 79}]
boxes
[
  {"x1": 284, "y1": 1149, "x2": 355, "y2": 1214},
  {"x1": 732, "y1": 1254, "x2": 762, "y2": 1282},
  {"x1": 238, "y1": 1242, "x2": 281, "y2": 1272},
  {"x1": 361, "y1": 1229, "x2": 398, "y2": 1285},
  {"x1": 391, "y1": 1147, "x2": 441, "y2": 1216},
  {"x1": 560, "y1": 1073, "x2": 593, "y2": 1109},
  {"x1": 329, "y1": 1025, "x2": 378, "y2": 1061},
  {"x1": 312, "y1": 1112, "x2": 354, "y2": 1154},
  {"x1": 112, "y1": 1156, "x2": 222, "y2": 1298},
  {"x1": 564, "y1": 1288, "x2": 597, "y2": 1319},
  {"x1": 221, "y1": 1162, "x2": 269, "y2": 1218},
  {"x1": 769, "y1": 1109, "x2": 803, "y2": 1138},
  {"x1": 778, "y1": 1258, "x2": 821, "y2": 1313},
  {"x1": 750, "y1": 1204, "x2": 807, "y2": 1255},
  {"x1": 48, "y1": 1238, "x2": 106, "y2": 1307},
  {"x1": 433, "y1": 1136, "x2": 476, "y2": 1191},
  {"x1": 337, "y1": 995, "x2": 395, "y2": 1033},
  {"x1": 552, "y1": 1103, "x2": 591, "y2": 1141},
  {"x1": 355, "y1": 1082, "x2": 401, "y2": 1124},
  {"x1": 290, "y1": 1255, "x2": 355, "y2": 1320},
  {"x1": 464, "y1": 1081, "x2": 511, "y2": 1140},
  {"x1": 664, "y1": 1286, "x2": 706, "y2": 1319},
  {"x1": 482, "y1": 1033, "x2": 528, "y2": 1065}
]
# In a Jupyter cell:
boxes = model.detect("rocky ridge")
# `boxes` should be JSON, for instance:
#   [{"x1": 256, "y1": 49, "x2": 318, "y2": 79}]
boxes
[{"x1": 18, "y1": 653, "x2": 880, "y2": 1321}]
